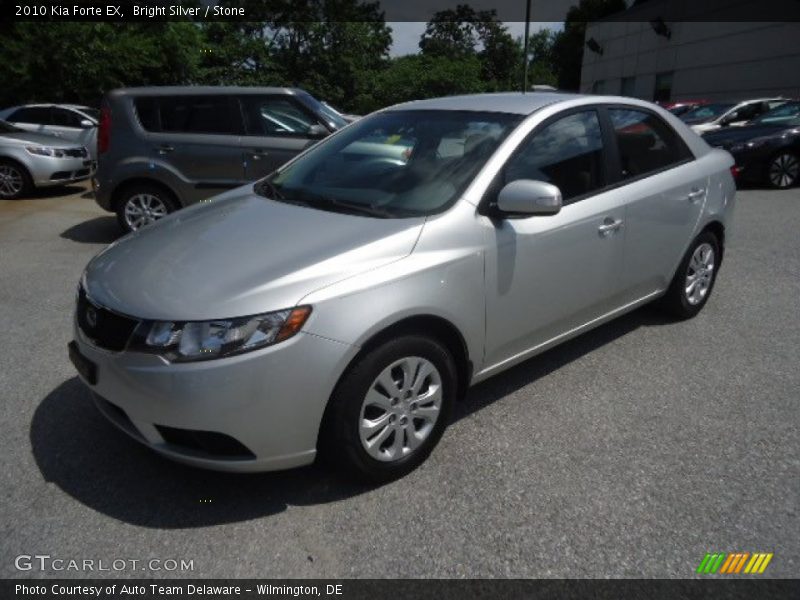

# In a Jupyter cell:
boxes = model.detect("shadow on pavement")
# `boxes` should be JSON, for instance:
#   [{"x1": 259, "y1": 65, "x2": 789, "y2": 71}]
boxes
[
  {"x1": 32, "y1": 306, "x2": 673, "y2": 528},
  {"x1": 25, "y1": 185, "x2": 86, "y2": 200},
  {"x1": 31, "y1": 377, "x2": 376, "y2": 529},
  {"x1": 60, "y1": 216, "x2": 121, "y2": 244}
]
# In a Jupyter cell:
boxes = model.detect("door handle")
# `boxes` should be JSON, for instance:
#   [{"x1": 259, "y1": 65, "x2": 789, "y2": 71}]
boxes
[
  {"x1": 687, "y1": 188, "x2": 705, "y2": 203},
  {"x1": 598, "y1": 218, "x2": 623, "y2": 236},
  {"x1": 250, "y1": 149, "x2": 269, "y2": 160},
  {"x1": 156, "y1": 145, "x2": 174, "y2": 155}
]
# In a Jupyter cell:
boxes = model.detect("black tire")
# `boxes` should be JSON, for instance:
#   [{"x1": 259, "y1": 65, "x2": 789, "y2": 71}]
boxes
[
  {"x1": 659, "y1": 231, "x2": 721, "y2": 319},
  {"x1": 319, "y1": 335, "x2": 458, "y2": 483},
  {"x1": 115, "y1": 183, "x2": 178, "y2": 233},
  {"x1": 0, "y1": 159, "x2": 33, "y2": 200},
  {"x1": 765, "y1": 151, "x2": 799, "y2": 189}
]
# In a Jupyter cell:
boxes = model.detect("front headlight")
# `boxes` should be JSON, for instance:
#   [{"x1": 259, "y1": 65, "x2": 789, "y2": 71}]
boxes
[
  {"x1": 131, "y1": 306, "x2": 312, "y2": 362},
  {"x1": 25, "y1": 145, "x2": 65, "y2": 158}
]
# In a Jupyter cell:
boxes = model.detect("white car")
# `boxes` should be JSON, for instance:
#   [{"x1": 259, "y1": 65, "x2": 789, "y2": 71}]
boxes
[
  {"x1": 0, "y1": 104, "x2": 99, "y2": 160},
  {"x1": 682, "y1": 98, "x2": 787, "y2": 135}
]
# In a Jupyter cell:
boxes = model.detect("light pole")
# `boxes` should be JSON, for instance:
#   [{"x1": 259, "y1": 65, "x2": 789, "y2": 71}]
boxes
[{"x1": 522, "y1": 0, "x2": 532, "y2": 93}]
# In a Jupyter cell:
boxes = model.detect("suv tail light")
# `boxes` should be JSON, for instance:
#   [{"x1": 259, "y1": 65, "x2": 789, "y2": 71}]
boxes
[{"x1": 98, "y1": 104, "x2": 111, "y2": 154}]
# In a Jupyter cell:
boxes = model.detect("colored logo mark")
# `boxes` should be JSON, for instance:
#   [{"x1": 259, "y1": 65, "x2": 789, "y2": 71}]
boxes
[{"x1": 696, "y1": 552, "x2": 773, "y2": 574}]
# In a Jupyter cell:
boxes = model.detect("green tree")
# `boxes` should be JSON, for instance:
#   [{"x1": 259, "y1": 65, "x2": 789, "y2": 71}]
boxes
[
  {"x1": 0, "y1": 23, "x2": 203, "y2": 107},
  {"x1": 419, "y1": 4, "x2": 521, "y2": 91}
]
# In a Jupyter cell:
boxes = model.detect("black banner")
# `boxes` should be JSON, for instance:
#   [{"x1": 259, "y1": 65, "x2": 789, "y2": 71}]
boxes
[
  {"x1": 2, "y1": 0, "x2": 800, "y2": 23},
  {"x1": 3, "y1": 579, "x2": 800, "y2": 600}
]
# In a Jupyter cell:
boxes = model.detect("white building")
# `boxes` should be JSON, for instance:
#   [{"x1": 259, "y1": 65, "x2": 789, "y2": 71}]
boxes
[{"x1": 580, "y1": 0, "x2": 800, "y2": 102}]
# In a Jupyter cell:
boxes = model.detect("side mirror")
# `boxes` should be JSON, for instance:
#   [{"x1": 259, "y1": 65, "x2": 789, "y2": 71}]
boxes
[
  {"x1": 496, "y1": 179, "x2": 562, "y2": 217},
  {"x1": 720, "y1": 112, "x2": 738, "y2": 126},
  {"x1": 307, "y1": 124, "x2": 330, "y2": 139},
  {"x1": 80, "y1": 119, "x2": 95, "y2": 128}
]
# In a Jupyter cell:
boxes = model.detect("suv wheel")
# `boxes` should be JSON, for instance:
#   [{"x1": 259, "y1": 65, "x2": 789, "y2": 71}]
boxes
[
  {"x1": 321, "y1": 335, "x2": 457, "y2": 482},
  {"x1": 116, "y1": 184, "x2": 177, "y2": 232},
  {"x1": 660, "y1": 231, "x2": 721, "y2": 319},
  {"x1": 0, "y1": 160, "x2": 32, "y2": 199}
]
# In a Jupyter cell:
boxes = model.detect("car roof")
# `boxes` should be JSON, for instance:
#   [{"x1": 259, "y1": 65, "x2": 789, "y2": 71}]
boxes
[
  {"x1": 385, "y1": 92, "x2": 681, "y2": 116},
  {"x1": 108, "y1": 86, "x2": 304, "y2": 97}
]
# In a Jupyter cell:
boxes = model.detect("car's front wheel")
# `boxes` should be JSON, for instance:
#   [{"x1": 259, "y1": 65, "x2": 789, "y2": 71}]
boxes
[
  {"x1": 115, "y1": 183, "x2": 177, "y2": 233},
  {"x1": 0, "y1": 159, "x2": 32, "y2": 199},
  {"x1": 766, "y1": 151, "x2": 799, "y2": 189},
  {"x1": 660, "y1": 230, "x2": 721, "y2": 319},
  {"x1": 321, "y1": 335, "x2": 457, "y2": 482}
]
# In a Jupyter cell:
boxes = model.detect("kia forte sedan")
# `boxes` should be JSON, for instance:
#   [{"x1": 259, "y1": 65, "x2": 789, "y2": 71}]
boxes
[{"x1": 70, "y1": 93, "x2": 736, "y2": 481}]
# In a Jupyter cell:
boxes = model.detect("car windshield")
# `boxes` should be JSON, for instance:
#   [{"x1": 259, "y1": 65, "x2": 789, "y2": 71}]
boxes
[
  {"x1": 751, "y1": 102, "x2": 800, "y2": 126},
  {"x1": 669, "y1": 105, "x2": 696, "y2": 116},
  {"x1": 681, "y1": 103, "x2": 735, "y2": 123},
  {"x1": 0, "y1": 119, "x2": 22, "y2": 134},
  {"x1": 255, "y1": 110, "x2": 522, "y2": 218}
]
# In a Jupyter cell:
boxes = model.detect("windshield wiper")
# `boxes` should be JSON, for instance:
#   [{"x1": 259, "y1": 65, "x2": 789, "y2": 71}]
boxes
[{"x1": 298, "y1": 192, "x2": 401, "y2": 218}]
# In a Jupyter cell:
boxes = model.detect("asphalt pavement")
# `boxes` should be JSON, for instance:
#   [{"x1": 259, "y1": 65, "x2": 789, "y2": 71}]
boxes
[{"x1": 0, "y1": 183, "x2": 797, "y2": 578}]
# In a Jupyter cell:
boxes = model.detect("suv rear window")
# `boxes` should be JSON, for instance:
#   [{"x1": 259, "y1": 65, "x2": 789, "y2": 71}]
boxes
[{"x1": 133, "y1": 96, "x2": 240, "y2": 135}]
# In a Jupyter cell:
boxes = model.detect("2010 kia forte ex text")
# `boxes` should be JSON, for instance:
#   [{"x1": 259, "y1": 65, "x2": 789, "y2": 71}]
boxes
[{"x1": 69, "y1": 93, "x2": 736, "y2": 481}]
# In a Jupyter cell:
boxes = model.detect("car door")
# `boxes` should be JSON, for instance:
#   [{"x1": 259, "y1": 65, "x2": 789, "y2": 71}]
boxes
[
  {"x1": 148, "y1": 95, "x2": 246, "y2": 196},
  {"x1": 482, "y1": 108, "x2": 627, "y2": 367},
  {"x1": 604, "y1": 107, "x2": 707, "y2": 299},
  {"x1": 239, "y1": 94, "x2": 327, "y2": 181}
]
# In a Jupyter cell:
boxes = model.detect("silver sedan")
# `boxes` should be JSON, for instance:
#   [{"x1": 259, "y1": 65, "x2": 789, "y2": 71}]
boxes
[
  {"x1": 70, "y1": 93, "x2": 735, "y2": 481},
  {"x1": 0, "y1": 120, "x2": 93, "y2": 199}
]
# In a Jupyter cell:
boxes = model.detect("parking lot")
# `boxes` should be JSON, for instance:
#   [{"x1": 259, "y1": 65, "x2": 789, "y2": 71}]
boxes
[{"x1": 0, "y1": 183, "x2": 797, "y2": 578}]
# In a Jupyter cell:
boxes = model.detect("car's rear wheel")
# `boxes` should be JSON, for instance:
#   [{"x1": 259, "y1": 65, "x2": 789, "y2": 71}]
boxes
[
  {"x1": 115, "y1": 183, "x2": 177, "y2": 233},
  {"x1": 320, "y1": 335, "x2": 457, "y2": 482},
  {"x1": 766, "y1": 152, "x2": 799, "y2": 189},
  {"x1": 660, "y1": 231, "x2": 721, "y2": 319},
  {"x1": 0, "y1": 160, "x2": 32, "y2": 199}
]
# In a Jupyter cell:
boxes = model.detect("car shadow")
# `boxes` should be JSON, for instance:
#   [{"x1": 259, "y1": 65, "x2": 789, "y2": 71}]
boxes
[
  {"x1": 60, "y1": 216, "x2": 121, "y2": 244},
  {"x1": 25, "y1": 185, "x2": 86, "y2": 200},
  {"x1": 32, "y1": 306, "x2": 674, "y2": 529}
]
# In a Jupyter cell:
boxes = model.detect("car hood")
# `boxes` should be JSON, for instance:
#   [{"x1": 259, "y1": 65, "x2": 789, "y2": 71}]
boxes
[
  {"x1": 0, "y1": 131, "x2": 83, "y2": 147},
  {"x1": 83, "y1": 187, "x2": 426, "y2": 320},
  {"x1": 702, "y1": 124, "x2": 792, "y2": 147}
]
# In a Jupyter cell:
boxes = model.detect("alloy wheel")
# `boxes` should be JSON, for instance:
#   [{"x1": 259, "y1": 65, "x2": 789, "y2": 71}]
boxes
[
  {"x1": 0, "y1": 164, "x2": 24, "y2": 198},
  {"x1": 124, "y1": 193, "x2": 169, "y2": 230},
  {"x1": 685, "y1": 242, "x2": 715, "y2": 305},
  {"x1": 768, "y1": 153, "x2": 799, "y2": 188},
  {"x1": 358, "y1": 356, "x2": 443, "y2": 462}
]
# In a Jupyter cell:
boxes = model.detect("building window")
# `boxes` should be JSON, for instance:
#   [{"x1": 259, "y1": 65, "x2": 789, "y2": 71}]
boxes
[
  {"x1": 653, "y1": 72, "x2": 673, "y2": 102},
  {"x1": 621, "y1": 76, "x2": 636, "y2": 97}
]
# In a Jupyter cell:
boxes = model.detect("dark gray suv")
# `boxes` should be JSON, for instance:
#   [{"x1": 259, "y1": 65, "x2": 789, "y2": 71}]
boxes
[{"x1": 95, "y1": 86, "x2": 348, "y2": 232}]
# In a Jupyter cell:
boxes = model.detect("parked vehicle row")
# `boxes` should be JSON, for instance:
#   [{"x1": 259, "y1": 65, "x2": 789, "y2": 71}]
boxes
[
  {"x1": 0, "y1": 120, "x2": 93, "y2": 199},
  {"x1": 680, "y1": 97, "x2": 788, "y2": 134},
  {"x1": 703, "y1": 100, "x2": 800, "y2": 188},
  {"x1": 69, "y1": 92, "x2": 736, "y2": 480}
]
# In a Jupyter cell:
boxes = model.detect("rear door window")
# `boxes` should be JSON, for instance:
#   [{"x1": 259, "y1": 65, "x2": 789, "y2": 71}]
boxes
[
  {"x1": 158, "y1": 96, "x2": 240, "y2": 135},
  {"x1": 609, "y1": 108, "x2": 692, "y2": 180}
]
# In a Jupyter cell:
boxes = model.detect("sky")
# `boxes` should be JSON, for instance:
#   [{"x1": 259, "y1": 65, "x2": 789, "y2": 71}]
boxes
[{"x1": 388, "y1": 21, "x2": 563, "y2": 56}]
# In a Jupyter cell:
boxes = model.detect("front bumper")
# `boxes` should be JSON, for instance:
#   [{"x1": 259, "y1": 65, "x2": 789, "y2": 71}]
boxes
[
  {"x1": 72, "y1": 321, "x2": 357, "y2": 473},
  {"x1": 29, "y1": 155, "x2": 94, "y2": 187}
]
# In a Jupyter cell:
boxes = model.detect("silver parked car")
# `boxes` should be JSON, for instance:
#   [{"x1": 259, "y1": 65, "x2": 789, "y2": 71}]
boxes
[
  {"x1": 0, "y1": 120, "x2": 93, "y2": 199},
  {"x1": 70, "y1": 93, "x2": 736, "y2": 481},
  {"x1": 0, "y1": 104, "x2": 99, "y2": 160},
  {"x1": 682, "y1": 98, "x2": 787, "y2": 135}
]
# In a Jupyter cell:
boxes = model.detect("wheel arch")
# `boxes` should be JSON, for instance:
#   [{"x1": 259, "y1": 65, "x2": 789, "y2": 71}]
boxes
[
  {"x1": 700, "y1": 220, "x2": 726, "y2": 263},
  {"x1": 111, "y1": 177, "x2": 181, "y2": 210}
]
